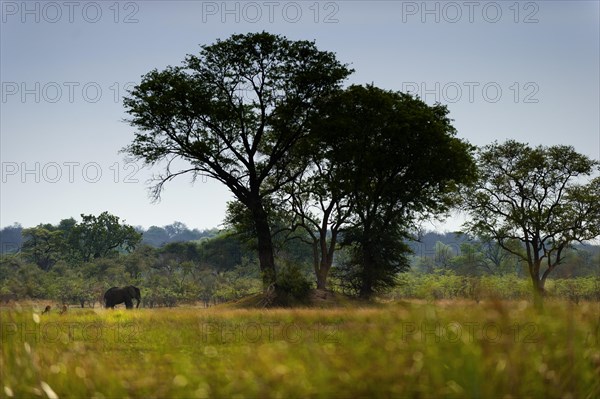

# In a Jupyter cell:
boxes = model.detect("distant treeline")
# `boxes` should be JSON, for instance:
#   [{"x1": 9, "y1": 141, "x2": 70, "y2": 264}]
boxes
[
  {"x1": 407, "y1": 232, "x2": 599, "y2": 280},
  {"x1": 0, "y1": 216, "x2": 598, "y2": 307},
  {"x1": 0, "y1": 221, "x2": 220, "y2": 253},
  {"x1": 2, "y1": 222, "x2": 598, "y2": 279},
  {"x1": 135, "y1": 222, "x2": 220, "y2": 247}
]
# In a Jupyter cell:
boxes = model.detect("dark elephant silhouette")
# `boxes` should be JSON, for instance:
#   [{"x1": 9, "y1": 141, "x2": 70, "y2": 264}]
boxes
[{"x1": 104, "y1": 286, "x2": 141, "y2": 309}]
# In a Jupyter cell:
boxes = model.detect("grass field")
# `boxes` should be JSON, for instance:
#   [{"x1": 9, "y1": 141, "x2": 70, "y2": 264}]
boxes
[{"x1": 1, "y1": 299, "x2": 599, "y2": 398}]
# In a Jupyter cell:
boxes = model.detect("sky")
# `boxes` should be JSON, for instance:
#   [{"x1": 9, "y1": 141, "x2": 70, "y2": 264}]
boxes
[{"x1": 1, "y1": 0, "x2": 599, "y2": 232}]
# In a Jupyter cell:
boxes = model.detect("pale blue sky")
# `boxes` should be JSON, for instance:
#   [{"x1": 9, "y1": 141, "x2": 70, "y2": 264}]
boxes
[{"x1": 1, "y1": 1, "x2": 599, "y2": 231}]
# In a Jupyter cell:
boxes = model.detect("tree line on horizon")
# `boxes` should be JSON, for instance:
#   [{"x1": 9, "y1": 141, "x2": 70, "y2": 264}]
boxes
[
  {"x1": 1, "y1": 32, "x2": 598, "y2": 306},
  {"x1": 1, "y1": 214, "x2": 598, "y2": 307},
  {"x1": 121, "y1": 31, "x2": 600, "y2": 305},
  {"x1": 0, "y1": 221, "x2": 219, "y2": 253}
]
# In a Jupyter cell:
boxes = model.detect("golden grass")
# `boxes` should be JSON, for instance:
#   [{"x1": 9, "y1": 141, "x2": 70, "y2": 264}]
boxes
[{"x1": 1, "y1": 299, "x2": 598, "y2": 398}]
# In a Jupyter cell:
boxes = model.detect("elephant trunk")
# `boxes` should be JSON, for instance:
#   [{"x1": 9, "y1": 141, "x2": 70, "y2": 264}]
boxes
[{"x1": 135, "y1": 287, "x2": 141, "y2": 308}]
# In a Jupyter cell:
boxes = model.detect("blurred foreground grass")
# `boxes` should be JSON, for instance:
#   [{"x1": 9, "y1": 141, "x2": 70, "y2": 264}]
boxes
[{"x1": 1, "y1": 299, "x2": 599, "y2": 398}]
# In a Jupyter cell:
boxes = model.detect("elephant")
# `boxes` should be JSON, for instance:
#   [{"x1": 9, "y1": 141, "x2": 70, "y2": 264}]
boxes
[{"x1": 104, "y1": 286, "x2": 141, "y2": 309}]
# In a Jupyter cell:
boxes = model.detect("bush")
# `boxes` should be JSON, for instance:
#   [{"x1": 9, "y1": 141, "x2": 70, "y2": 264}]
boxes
[
  {"x1": 390, "y1": 271, "x2": 536, "y2": 301},
  {"x1": 274, "y1": 263, "x2": 312, "y2": 306},
  {"x1": 549, "y1": 277, "x2": 600, "y2": 303},
  {"x1": 329, "y1": 262, "x2": 363, "y2": 297}
]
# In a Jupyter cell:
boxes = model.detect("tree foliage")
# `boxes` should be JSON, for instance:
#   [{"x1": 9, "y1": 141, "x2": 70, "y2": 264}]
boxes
[
  {"x1": 462, "y1": 140, "x2": 600, "y2": 305},
  {"x1": 18, "y1": 213, "x2": 141, "y2": 269},
  {"x1": 312, "y1": 85, "x2": 477, "y2": 297},
  {"x1": 21, "y1": 226, "x2": 65, "y2": 271},
  {"x1": 69, "y1": 212, "x2": 141, "y2": 262},
  {"x1": 0, "y1": 223, "x2": 23, "y2": 254},
  {"x1": 123, "y1": 32, "x2": 352, "y2": 288}
]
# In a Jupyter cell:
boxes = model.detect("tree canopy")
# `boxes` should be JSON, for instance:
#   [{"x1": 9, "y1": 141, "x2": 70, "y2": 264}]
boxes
[
  {"x1": 19, "y1": 212, "x2": 141, "y2": 269},
  {"x1": 311, "y1": 85, "x2": 477, "y2": 296},
  {"x1": 222, "y1": 84, "x2": 477, "y2": 294},
  {"x1": 462, "y1": 140, "x2": 600, "y2": 305},
  {"x1": 70, "y1": 212, "x2": 142, "y2": 262},
  {"x1": 123, "y1": 31, "x2": 352, "y2": 288}
]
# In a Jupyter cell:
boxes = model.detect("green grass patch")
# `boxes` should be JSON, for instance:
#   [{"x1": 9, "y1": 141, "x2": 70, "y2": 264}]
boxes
[{"x1": 1, "y1": 300, "x2": 599, "y2": 398}]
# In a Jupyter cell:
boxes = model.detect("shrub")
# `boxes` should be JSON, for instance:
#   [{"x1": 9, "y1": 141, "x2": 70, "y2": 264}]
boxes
[{"x1": 274, "y1": 263, "x2": 312, "y2": 306}]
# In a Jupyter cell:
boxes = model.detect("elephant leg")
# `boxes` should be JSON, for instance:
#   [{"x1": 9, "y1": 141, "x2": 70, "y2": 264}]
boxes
[{"x1": 125, "y1": 299, "x2": 133, "y2": 309}]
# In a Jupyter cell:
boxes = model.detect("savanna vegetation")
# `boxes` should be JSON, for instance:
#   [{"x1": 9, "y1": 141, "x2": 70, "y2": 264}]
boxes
[
  {"x1": 1, "y1": 31, "x2": 599, "y2": 398},
  {"x1": 1, "y1": 219, "x2": 599, "y2": 308},
  {"x1": 1, "y1": 300, "x2": 599, "y2": 398},
  {"x1": 1, "y1": 33, "x2": 598, "y2": 308}
]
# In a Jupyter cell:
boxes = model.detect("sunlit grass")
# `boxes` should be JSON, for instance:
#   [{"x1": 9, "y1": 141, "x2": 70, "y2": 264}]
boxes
[{"x1": 1, "y1": 300, "x2": 599, "y2": 398}]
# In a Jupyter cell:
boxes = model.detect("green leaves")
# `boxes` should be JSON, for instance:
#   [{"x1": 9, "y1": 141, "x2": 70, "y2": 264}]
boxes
[
  {"x1": 71, "y1": 212, "x2": 142, "y2": 262},
  {"x1": 123, "y1": 32, "x2": 353, "y2": 286},
  {"x1": 462, "y1": 140, "x2": 600, "y2": 299},
  {"x1": 312, "y1": 85, "x2": 476, "y2": 227},
  {"x1": 303, "y1": 85, "x2": 476, "y2": 296},
  {"x1": 21, "y1": 227, "x2": 65, "y2": 271},
  {"x1": 19, "y1": 213, "x2": 142, "y2": 270},
  {"x1": 123, "y1": 32, "x2": 352, "y2": 193}
]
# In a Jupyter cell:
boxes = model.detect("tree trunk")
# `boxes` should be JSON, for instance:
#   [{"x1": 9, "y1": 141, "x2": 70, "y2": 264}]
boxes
[
  {"x1": 251, "y1": 205, "x2": 277, "y2": 290},
  {"x1": 315, "y1": 229, "x2": 337, "y2": 290},
  {"x1": 359, "y1": 243, "x2": 374, "y2": 299},
  {"x1": 528, "y1": 262, "x2": 545, "y2": 309},
  {"x1": 311, "y1": 240, "x2": 320, "y2": 287},
  {"x1": 359, "y1": 272, "x2": 374, "y2": 298},
  {"x1": 316, "y1": 262, "x2": 330, "y2": 290}
]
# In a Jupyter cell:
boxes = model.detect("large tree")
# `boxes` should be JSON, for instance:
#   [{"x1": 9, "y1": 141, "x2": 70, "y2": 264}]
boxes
[
  {"x1": 70, "y1": 212, "x2": 141, "y2": 262},
  {"x1": 123, "y1": 32, "x2": 352, "y2": 288},
  {"x1": 462, "y1": 140, "x2": 600, "y2": 306},
  {"x1": 312, "y1": 85, "x2": 477, "y2": 297},
  {"x1": 20, "y1": 214, "x2": 140, "y2": 267}
]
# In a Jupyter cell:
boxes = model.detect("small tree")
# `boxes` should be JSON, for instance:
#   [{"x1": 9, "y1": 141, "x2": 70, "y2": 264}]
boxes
[
  {"x1": 462, "y1": 140, "x2": 600, "y2": 306},
  {"x1": 451, "y1": 240, "x2": 515, "y2": 276},
  {"x1": 21, "y1": 226, "x2": 65, "y2": 271},
  {"x1": 274, "y1": 163, "x2": 352, "y2": 290}
]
